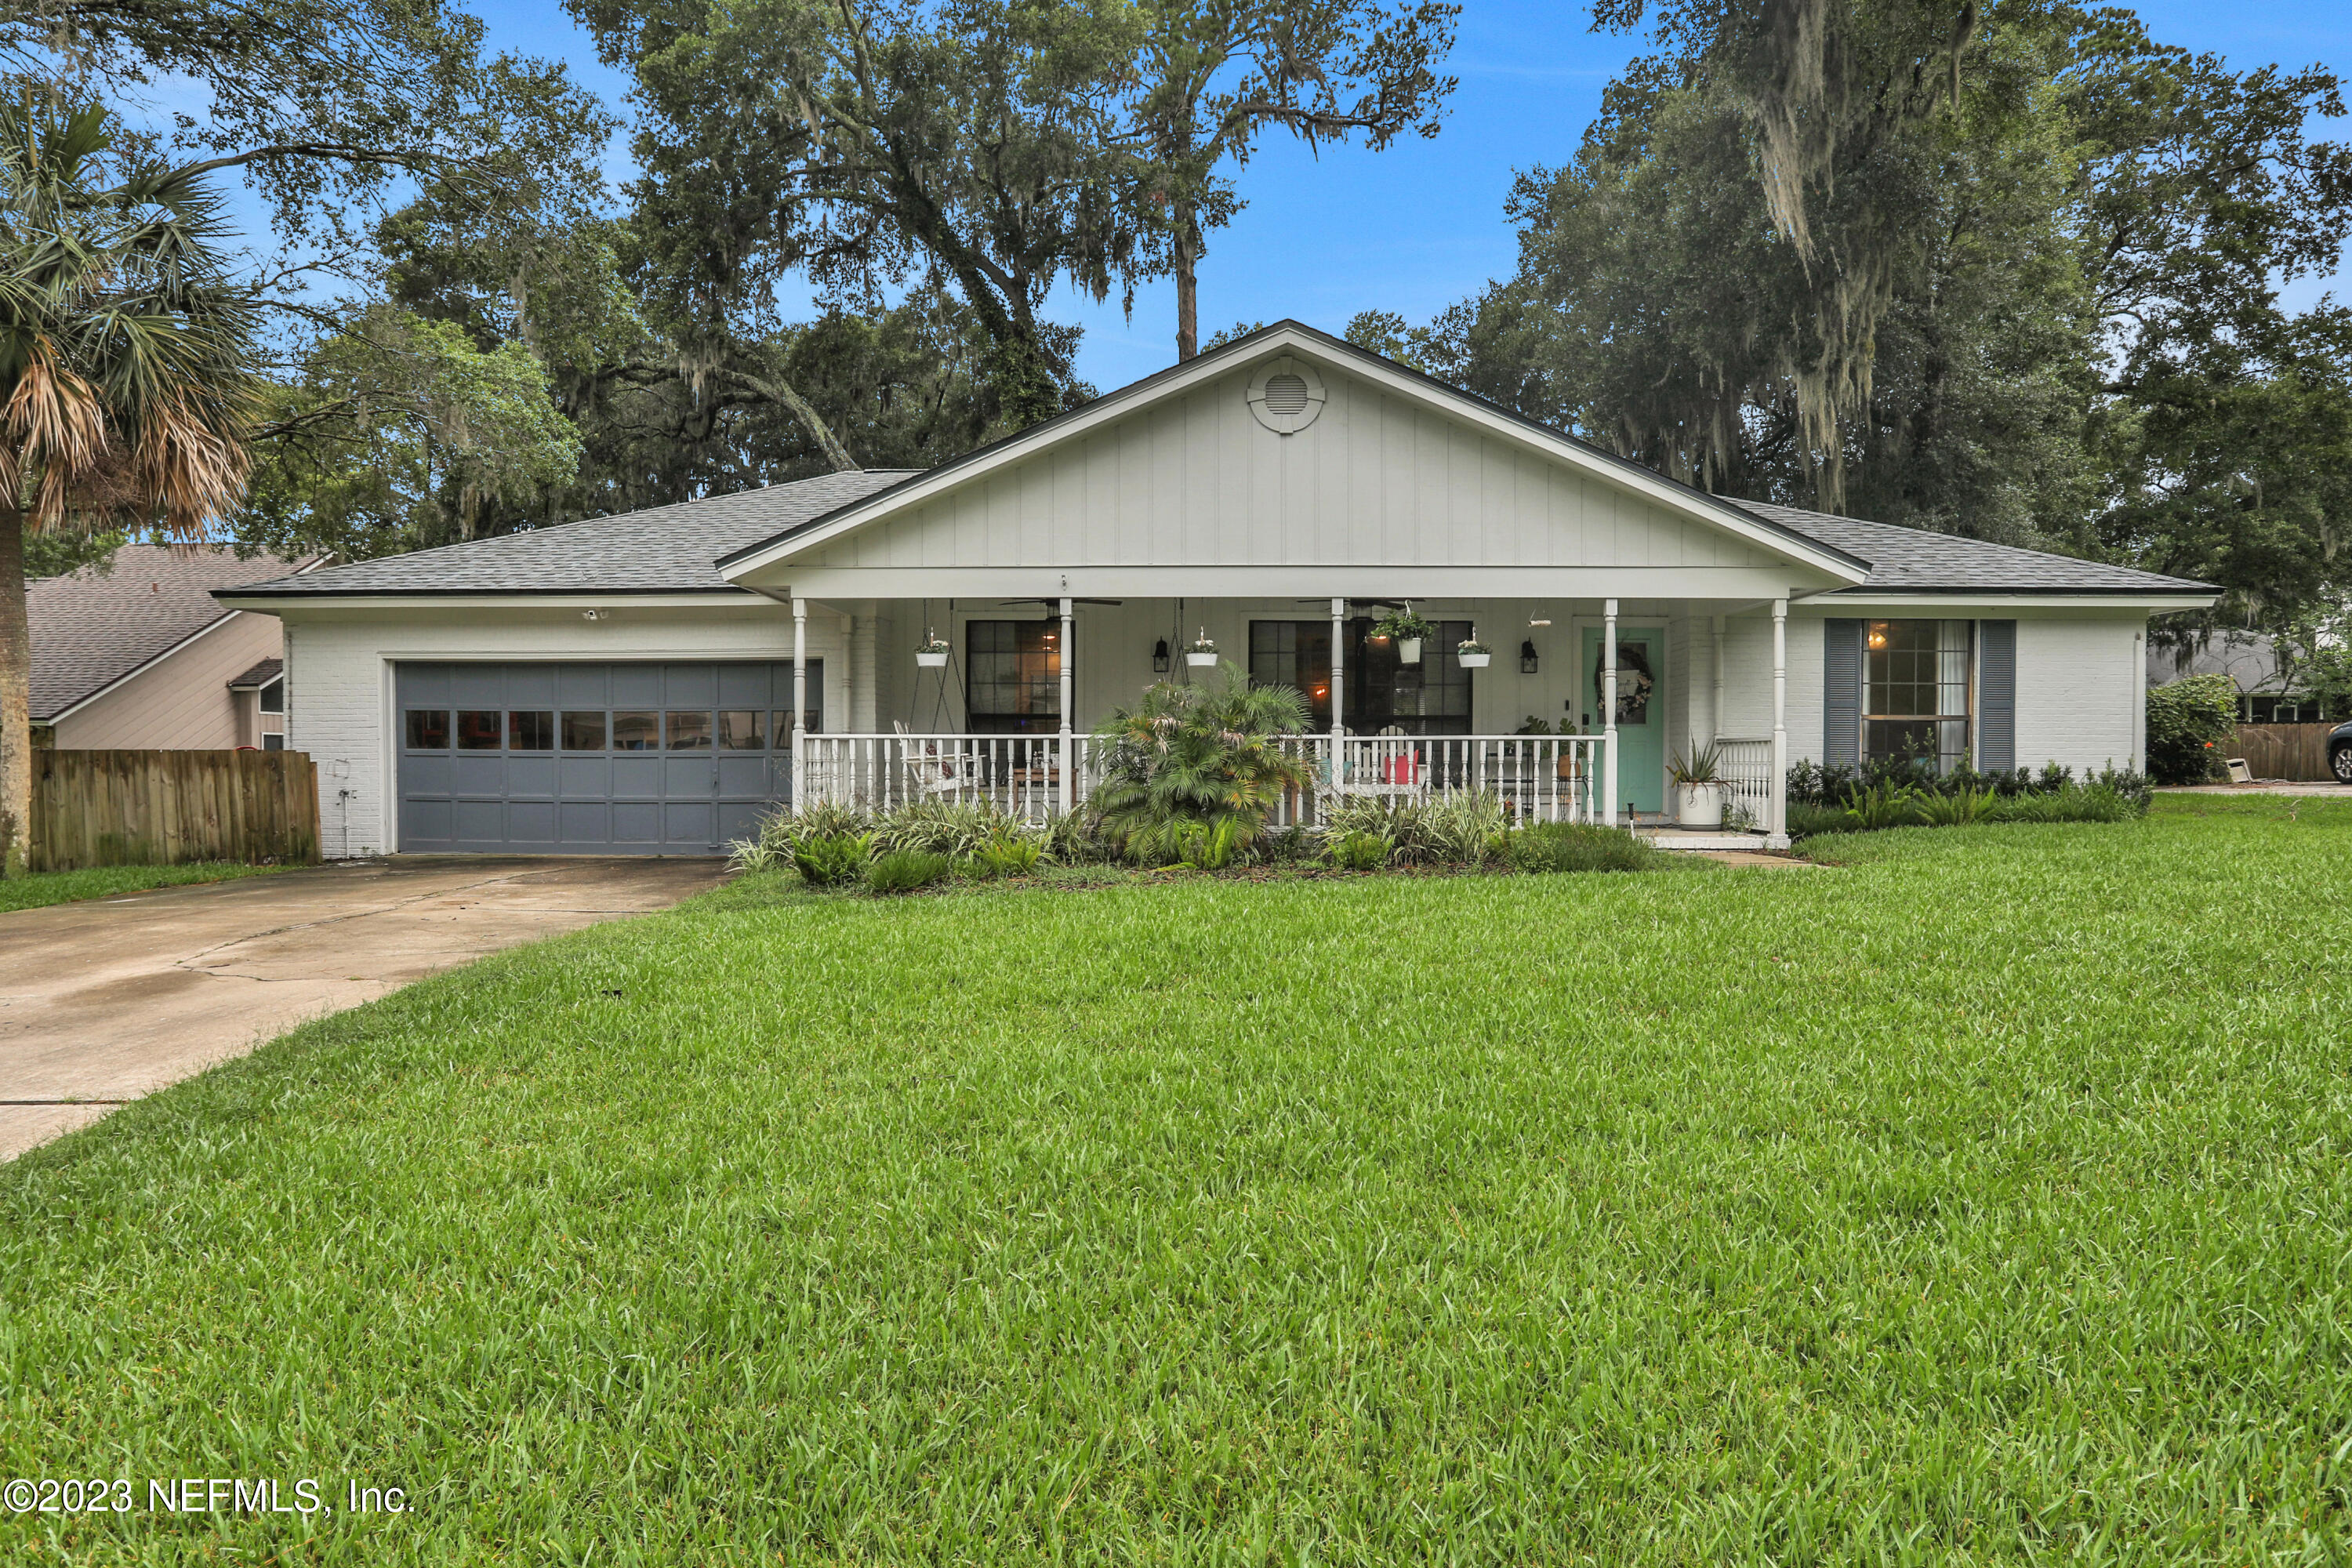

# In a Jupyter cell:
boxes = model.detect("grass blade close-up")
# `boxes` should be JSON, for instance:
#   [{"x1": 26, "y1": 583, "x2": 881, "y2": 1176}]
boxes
[{"x1": 3, "y1": 795, "x2": 2348, "y2": 1563}]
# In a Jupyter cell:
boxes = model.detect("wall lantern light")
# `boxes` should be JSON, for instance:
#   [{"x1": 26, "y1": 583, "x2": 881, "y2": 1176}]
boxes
[
  {"x1": 1152, "y1": 637, "x2": 1171, "y2": 673},
  {"x1": 1520, "y1": 639, "x2": 1540, "y2": 674}
]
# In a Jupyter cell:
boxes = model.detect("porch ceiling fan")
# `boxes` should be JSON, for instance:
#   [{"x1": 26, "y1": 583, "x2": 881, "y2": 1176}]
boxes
[
  {"x1": 997, "y1": 597, "x2": 1124, "y2": 607},
  {"x1": 1295, "y1": 597, "x2": 1408, "y2": 609}
]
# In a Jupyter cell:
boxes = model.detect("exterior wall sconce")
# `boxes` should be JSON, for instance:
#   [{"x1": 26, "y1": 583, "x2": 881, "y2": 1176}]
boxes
[
  {"x1": 1520, "y1": 639, "x2": 1539, "y2": 674},
  {"x1": 1152, "y1": 637, "x2": 1171, "y2": 673}
]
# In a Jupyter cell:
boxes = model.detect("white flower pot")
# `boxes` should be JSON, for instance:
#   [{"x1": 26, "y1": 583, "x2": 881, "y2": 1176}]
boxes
[
  {"x1": 1396, "y1": 637, "x2": 1423, "y2": 665},
  {"x1": 1675, "y1": 782, "x2": 1726, "y2": 828},
  {"x1": 1186, "y1": 651, "x2": 1218, "y2": 668},
  {"x1": 1456, "y1": 651, "x2": 1490, "y2": 668},
  {"x1": 916, "y1": 651, "x2": 949, "y2": 668}
]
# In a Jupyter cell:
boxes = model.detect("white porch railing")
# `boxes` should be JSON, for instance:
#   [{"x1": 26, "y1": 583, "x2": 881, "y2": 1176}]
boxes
[
  {"x1": 793, "y1": 733, "x2": 1610, "y2": 826},
  {"x1": 1715, "y1": 736, "x2": 1774, "y2": 829}
]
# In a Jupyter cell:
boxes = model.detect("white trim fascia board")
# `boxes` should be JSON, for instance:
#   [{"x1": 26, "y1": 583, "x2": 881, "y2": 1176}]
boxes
[
  {"x1": 772, "y1": 565, "x2": 1830, "y2": 601},
  {"x1": 44, "y1": 607, "x2": 244, "y2": 724},
  {"x1": 719, "y1": 326, "x2": 1871, "y2": 586},
  {"x1": 216, "y1": 592, "x2": 772, "y2": 613},
  {"x1": 1798, "y1": 592, "x2": 2217, "y2": 612}
]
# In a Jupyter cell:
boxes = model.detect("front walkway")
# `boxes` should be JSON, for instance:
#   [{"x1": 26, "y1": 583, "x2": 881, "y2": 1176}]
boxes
[{"x1": 0, "y1": 857, "x2": 725, "y2": 1160}]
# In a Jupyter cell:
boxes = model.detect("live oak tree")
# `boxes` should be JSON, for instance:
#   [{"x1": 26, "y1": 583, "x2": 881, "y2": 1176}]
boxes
[
  {"x1": 1437, "y1": 0, "x2": 2352, "y2": 632},
  {"x1": 569, "y1": 0, "x2": 1138, "y2": 434},
  {"x1": 1096, "y1": 0, "x2": 1461, "y2": 361}
]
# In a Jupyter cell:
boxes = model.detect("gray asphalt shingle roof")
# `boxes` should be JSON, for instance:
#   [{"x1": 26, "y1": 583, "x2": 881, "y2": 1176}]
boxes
[
  {"x1": 32, "y1": 544, "x2": 309, "y2": 720},
  {"x1": 224, "y1": 470, "x2": 916, "y2": 597},
  {"x1": 216, "y1": 368, "x2": 2209, "y2": 604},
  {"x1": 1735, "y1": 501, "x2": 2211, "y2": 596}
]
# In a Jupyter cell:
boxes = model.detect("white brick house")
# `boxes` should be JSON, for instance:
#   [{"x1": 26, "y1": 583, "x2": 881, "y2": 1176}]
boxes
[{"x1": 218, "y1": 323, "x2": 2215, "y2": 856}]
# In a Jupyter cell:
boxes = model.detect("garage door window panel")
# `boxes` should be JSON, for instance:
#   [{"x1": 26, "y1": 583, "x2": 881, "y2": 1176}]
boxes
[
  {"x1": 666, "y1": 711, "x2": 713, "y2": 750},
  {"x1": 562, "y1": 712, "x2": 607, "y2": 750},
  {"x1": 509, "y1": 710, "x2": 554, "y2": 750},
  {"x1": 406, "y1": 710, "x2": 450, "y2": 749},
  {"x1": 613, "y1": 711, "x2": 658, "y2": 751},
  {"x1": 457, "y1": 711, "x2": 502, "y2": 750},
  {"x1": 718, "y1": 711, "x2": 764, "y2": 750}
]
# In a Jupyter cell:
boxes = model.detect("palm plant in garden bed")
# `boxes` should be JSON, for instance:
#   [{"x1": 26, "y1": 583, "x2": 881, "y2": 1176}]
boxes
[{"x1": 1091, "y1": 662, "x2": 1314, "y2": 865}]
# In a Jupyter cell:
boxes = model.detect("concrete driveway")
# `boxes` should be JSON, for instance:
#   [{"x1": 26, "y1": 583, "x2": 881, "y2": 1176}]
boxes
[{"x1": 0, "y1": 858, "x2": 728, "y2": 1161}]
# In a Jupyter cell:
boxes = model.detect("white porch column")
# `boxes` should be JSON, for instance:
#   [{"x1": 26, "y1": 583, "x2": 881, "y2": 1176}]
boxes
[
  {"x1": 1711, "y1": 614, "x2": 1726, "y2": 745},
  {"x1": 1770, "y1": 598, "x2": 1790, "y2": 846},
  {"x1": 1058, "y1": 596, "x2": 1074, "y2": 816},
  {"x1": 791, "y1": 598, "x2": 808, "y2": 815},
  {"x1": 1602, "y1": 598, "x2": 1619, "y2": 827},
  {"x1": 1329, "y1": 597, "x2": 1346, "y2": 741}
]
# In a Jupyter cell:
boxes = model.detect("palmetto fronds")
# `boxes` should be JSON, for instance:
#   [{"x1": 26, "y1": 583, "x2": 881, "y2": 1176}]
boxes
[
  {"x1": 1090, "y1": 660, "x2": 1314, "y2": 864},
  {"x1": 0, "y1": 94, "x2": 259, "y2": 535}
]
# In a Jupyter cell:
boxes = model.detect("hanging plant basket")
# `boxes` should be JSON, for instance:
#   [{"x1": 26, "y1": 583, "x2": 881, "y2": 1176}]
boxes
[
  {"x1": 1372, "y1": 604, "x2": 1434, "y2": 666},
  {"x1": 1456, "y1": 634, "x2": 1491, "y2": 669},
  {"x1": 916, "y1": 630, "x2": 951, "y2": 668},
  {"x1": 1185, "y1": 628, "x2": 1219, "y2": 668}
]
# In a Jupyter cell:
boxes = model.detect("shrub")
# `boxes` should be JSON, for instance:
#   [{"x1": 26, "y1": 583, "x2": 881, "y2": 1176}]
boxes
[
  {"x1": 1321, "y1": 789, "x2": 1508, "y2": 865},
  {"x1": 871, "y1": 798, "x2": 1023, "y2": 858},
  {"x1": 1175, "y1": 815, "x2": 1250, "y2": 870},
  {"x1": 1785, "y1": 801, "x2": 1857, "y2": 837},
  {"x1": 971, "y1": 833, "x2": 1042, "y2": 878},
  {"x1": 1091, "y1": 663, "x2": 1315, "y2": 864},
  {"x1": 1507, "y1": 822, "x2": 1665, "y2": 873},
  {"x1": 1327, "y1": 831, "x2": 1392, "y2": 871},
  {"x1": 793, "y1": 833, "x2": 871, "y2": 886},
  {"x1": 1847, "y1": 781, "x2": 1926, "y2": 829},
  {"x1": 1916, "y1": 786, "x2": 1998, "y2": 826},
  {"x1": 1989, "y1": 782, "x2": 2137, "y2": 824},
  {"x1": 866, "y1": 849, "x2": 950, "y2": 893},
  {"x1": 2146, "y1": 673, "x2": 2238, "y2": 784}
]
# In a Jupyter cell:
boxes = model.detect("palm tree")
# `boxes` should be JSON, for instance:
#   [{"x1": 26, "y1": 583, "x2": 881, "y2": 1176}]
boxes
[
  {"x1": 0, "y1": 95, "x2": 257, "y2": 874},
  {"x1": 1091, "y1": 660, "x2": 1315, "y2": 864}
]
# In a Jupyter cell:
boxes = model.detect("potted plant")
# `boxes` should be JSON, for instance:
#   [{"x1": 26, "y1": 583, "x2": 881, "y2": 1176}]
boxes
[
  {"x1": 1185, "y1": 628, "x2": 1219, "y2": 668},
  {"x1": 1667, "y1": 737, "x2": 1726, "y2": 827},
  {"x1": 1455, "y1": 630, "x2": 1491, "y2": 668},
  {"x1": 916, "y1": 630, "x2": 951, "y2": 668},
  {"x1": 1372, "y1": 604, "x2": 1433, "y2": 665}
]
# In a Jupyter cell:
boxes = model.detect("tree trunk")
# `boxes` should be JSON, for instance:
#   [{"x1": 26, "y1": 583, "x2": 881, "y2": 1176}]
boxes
[
  {"x1": 1174, "y1": 199, "x2": 1201, "y2": 361},
  {"x1": 0, "y1": 514, "x2": 30, "y2": 877}
]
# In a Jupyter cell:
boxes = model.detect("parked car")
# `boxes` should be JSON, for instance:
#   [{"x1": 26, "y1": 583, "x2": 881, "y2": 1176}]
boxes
[{"x1": 2332, "y1": 719, "x2": 2352, "y2": 784}]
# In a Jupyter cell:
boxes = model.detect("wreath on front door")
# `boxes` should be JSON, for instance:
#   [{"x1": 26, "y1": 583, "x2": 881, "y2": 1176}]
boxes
[{"x1": 1593, "y1": 641, "x2": 1655, "y2": 724}]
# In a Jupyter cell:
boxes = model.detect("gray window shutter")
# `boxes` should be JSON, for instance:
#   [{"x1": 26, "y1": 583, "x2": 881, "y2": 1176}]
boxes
[
  {"x1": 1978, "y1": 620, "x2": 2016, "y2": 770},
  {"x1": 1824, "y1": 618, "x2": 1863, "y2": 768}
]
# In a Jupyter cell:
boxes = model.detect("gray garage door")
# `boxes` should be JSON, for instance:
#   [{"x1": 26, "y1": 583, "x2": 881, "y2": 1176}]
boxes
[{"x1": 395, "y1": 661, "x2": 821, "y2": 855}]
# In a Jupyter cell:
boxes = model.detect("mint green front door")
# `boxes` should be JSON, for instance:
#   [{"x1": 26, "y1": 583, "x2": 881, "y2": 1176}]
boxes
[{"x1": 1581, "y1": 626, "x2": 1666, "y2": 815}]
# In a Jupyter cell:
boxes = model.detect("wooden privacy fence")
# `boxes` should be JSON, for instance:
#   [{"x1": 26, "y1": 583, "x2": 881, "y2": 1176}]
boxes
[
  {"x1": 2229, "y1": 724, "x2": 2338, "y2": 782},
  {"x1": 30, "y1": 750, "x2": 321, "y2": 873}
]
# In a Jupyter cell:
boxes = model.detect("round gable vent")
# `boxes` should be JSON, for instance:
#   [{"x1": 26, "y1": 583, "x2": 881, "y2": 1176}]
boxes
[{"x1": 1247, "y1": 357, "x2": 1327, "y2": 434}]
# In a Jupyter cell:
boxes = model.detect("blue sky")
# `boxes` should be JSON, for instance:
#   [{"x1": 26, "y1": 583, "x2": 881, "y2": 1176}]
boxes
[{"x1": 339, "y1": 2, "x2": 2352, "y2": 390}]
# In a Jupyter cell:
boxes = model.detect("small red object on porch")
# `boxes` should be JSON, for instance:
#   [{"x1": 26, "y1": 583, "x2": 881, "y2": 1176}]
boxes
[{"x1": 1385, "y1": 752, "x2": 1421, "y2": 786}]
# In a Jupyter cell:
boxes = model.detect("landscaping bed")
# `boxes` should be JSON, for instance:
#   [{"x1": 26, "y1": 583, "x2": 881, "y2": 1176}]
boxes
[{"x1": 2, "y1": 796, "x2": 2346, "y2": 1561}]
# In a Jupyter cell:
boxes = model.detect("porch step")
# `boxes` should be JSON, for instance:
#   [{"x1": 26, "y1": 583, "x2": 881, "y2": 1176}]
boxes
[{"x1": 1635, "y1": 829, "x2": 1772, "y2": 852}]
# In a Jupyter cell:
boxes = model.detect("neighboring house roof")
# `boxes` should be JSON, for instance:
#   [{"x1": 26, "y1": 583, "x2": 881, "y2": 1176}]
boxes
[
  {"x1": 31, "y1": 544, "x2": 310, "y2": 720},
  {"x1": 228, "y1": 657, "x2": 285, "y2": 689},
  {"x1": 220, "y1": 470, "x2": 917, "y2": 598},
  {"x1": 216, "y1": 321, "x2": 2212, "y2": 605},
  {"x1": 1734, "y1": 502, "x2": 2212, "y2": 597},
  {"x1": 2147, "y1": 630, "x2": 2296, "y2": 691}
]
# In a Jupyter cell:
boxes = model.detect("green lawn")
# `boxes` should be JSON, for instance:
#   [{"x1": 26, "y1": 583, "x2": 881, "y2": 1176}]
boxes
[
  {"x1": 0, "y1": 859, "x2": 295, "y2": 914},
  {"x1": 3, "y1": 796, "x2": 2347, "y2": 1563}
]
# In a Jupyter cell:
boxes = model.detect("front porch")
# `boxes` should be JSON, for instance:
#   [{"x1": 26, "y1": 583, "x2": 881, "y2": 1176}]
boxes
[{"x1": 781, "y1": 594, "x2": 1793, "y2": 842}]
